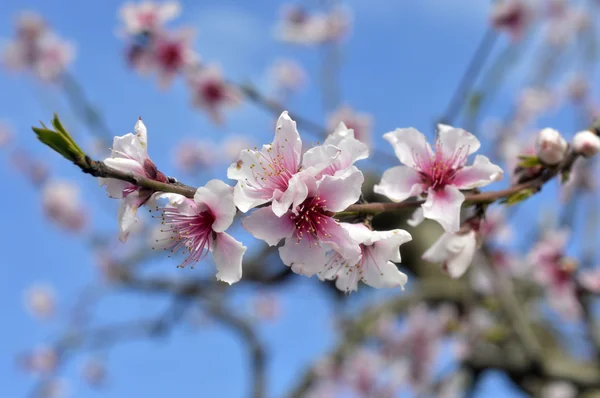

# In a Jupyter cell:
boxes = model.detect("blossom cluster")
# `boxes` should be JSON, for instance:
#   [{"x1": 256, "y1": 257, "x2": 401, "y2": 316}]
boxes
[
  {"x1": 100, "y1": 112, "x2": 508, "y2": 291},
  {"x1": 1, "y1": 12, "x2": 75, "y2": 81}
]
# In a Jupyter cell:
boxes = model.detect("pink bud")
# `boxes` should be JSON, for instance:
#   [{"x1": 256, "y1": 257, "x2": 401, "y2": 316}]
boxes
[
  {"x1": 572, "y1": 130, "x2": 600, "y2": 157},
  {"x1": 536, "y1": 128, "x2": 568, "y2": 165}
]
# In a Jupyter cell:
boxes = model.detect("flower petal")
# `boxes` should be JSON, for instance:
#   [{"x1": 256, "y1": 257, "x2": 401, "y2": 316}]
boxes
[
  {"x1": 422, "y1": 186, "x2": 465, "y2": 233},
  {"x1": 103, "y1": 157, "x2": 145, "y2": 176},
  {"x1": 242, "y1": 207, "x2": 295, "y2": 246},
  {"x1": 373, "y1": 166, "x2": 424, "y2": 202},
  {"x1": 317, "y1": 166, "x2": 364, "y2": 212},
  {"x1": 274, "y1": 111, "x2": 302, "y2": 173},
  {"x1": 383, "y1": 128, "x2": 432, "y2": 168},
  {"x1": 111, "y1": 133, "x2": 147, "y2": 163},
  {"x1": 301, "y1": 144, "x2": 341, "y2": 174},
  {"x1": 279, "y1": 237, "x2": 327, "y2": 276},
  {"x1": 272, "y1": 171, "x2": 311, "y2": 217},
  {"x1": 444, "y1": 231, "x2": 477, "y2": 278},
  {"x1": 194, "y1": 179, "x2": 236, "y2": 233},
  {"x1": 437, "y1": 124, "x2": 480, "y2": 157},
  {"x1": 117, "y1": 196, "x2": 140, "y2": 243},
  {"x1": 211, "y1": 232, "x2": 246, "y2": 285},
  {"x1": 362, "y1": 259, "x2": 408, "y2": 290},
  {"x1": 371, "y1": 229, "x2": 412, "y2": 263},
  {"x1": 99, "y1": 177, "x2": 131, "y2": 199},
  {"x1": 317, "y1": 219, "x2": 361, "y2": 262},
  {"x1": 407, "y1": 207, "x2": 425, "y2": 227},
  {"x1": 453, "y1": 155, "x2": 504, "y2": 190}
]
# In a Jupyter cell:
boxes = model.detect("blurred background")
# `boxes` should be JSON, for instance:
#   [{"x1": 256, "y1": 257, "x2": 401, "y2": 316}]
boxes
[{"x1": 1, "y1": 0, "x2": 600, "y2": 397}]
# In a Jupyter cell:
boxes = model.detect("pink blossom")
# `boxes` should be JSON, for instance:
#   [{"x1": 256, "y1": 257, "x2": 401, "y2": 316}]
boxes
[
  {"x1": 423, "y1": 230, "x2": 478, "y2": 278},
  {"x1": 268, "y1": 58, "x2": 307, "y2": 99},
  {"x1": 276, "y1": 5, "x2": 351, "y2": 45},
  {"x1": 24, "y1": 283, "x2": 56, "y2": 320},
  {"x1": 188, "y1": 65, "x2": 241, "y2": 124},
  {"x1": 99, "y1": 118, "x2": 167, "y2": 242},
  {"x1": 228, "y1": 111, "x2": 364, "y2": 215},
  {"x1": 319, "y1": 223, "x2": 412, "y2": 293},
  {"x1": 41, "y1": 180, "x2": 87, "y2": 232},
  {"x1": 242, "y1": 169, "x2": 363, "y2": 276},
  {"x1": 490, "y1": 0, "x2": 532, "y2": 41},
  {"x1": 375, "y1": 125, "x2": 503, "y2": 232},
  {"x1": 221, "y1": 134, "x2": 253, "y2": 163},
  {"x1": 172, "y1": 138, "x2": 217, "y2": 173},
  {"x1": 119, "y1": 1, "x2": 181, "y2": 35},
  {"x1": 154, "y1": 180, "x2": 247, "y2": 284},
  {"x1": 536, "y1": 128, "x2": 568, "y2": 165},
  {"x1": 578, "y1": 268, "x2": 600, "y2": 294},
  {"x1": 327, "y1": 106, "x2": 373, "y2": 148},
  {"x1": 516, "y1": 88, "x2": 556, "y2": 123},
  {"x1": 572, "y1": 130, "x2": 600, "y2": 157},
  {"x1": 153, "y1": 29, "x2": 196, "y2": 88},
  {"x1": 19, "y1": 346, "x2": 58, "y2": 374}
]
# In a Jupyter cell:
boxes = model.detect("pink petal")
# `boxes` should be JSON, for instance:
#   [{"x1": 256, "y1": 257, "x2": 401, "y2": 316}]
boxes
[
  {"x1": 301, "y1": 144, "x2": 341, "y2": 173},
  {"x1": 374, "y1": 165, "x2": 424, "y2": 202},
  {"x1": 382, "y1": 127, "x2": 432, "y2": 169},
  {"x1": 194, "y1": 180, "x2": 236, "y2": 233},
  {"x1": 274, "y1": 111, "x2": 302, "y2": 173},
  {"x1": 279, "y1": 238, "x2": 328, "y2": 276},
  {"x1": 211, "y1": 232, "x2": 246, "y2": 285},
  {"x1": 317, "y1": 219, "x2": 361, "y2": 262},
  {"x1": 437, "y1": 124, "x2": 480, "y2": 158},
  {"x1": 272, "y1": 171, "x2": 311, "y2": 217},
  {"x1": 453, "y1": 155, "x2": 503, "y2": 190},
  {"x1": 422, "y1": 186, "x2": 465, "y2": 233},
  {"x1": 316, "y1": 166, "x2": 364, "y2": 212},
  {"x1": 242, "y1": 207, "x2": 295, "y2": 246}
]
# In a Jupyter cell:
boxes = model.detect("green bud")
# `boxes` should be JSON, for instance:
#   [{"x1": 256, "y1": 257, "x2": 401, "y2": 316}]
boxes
[{"x1": 32, "y1": 114, "x2": 86, "y2": 164}]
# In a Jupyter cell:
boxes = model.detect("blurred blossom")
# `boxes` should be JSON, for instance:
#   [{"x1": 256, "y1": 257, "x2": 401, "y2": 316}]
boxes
[
  {"x1": 173, "y1": 138, "x2": 217, "y2": 173},
  {"x1": 516, "y1": 88, "x2": 555, "y2": 123},
  {"x1": 42, "y1": 180, "x2": 87, "y2": 232},
  {"x1": 252, "y1": 293, "x2": 281, "y2": 321},
  {"x1": 560, "y1": 159, "x2": 595, "y2": 203},
  {"x1": 541, "y1": 381, "x2": 577, "y2": 398},
  {"x1": 536, "y1": 128, "x2": 567, "y2": 165},
  {"x1": 221, "y1": 134, "x2": 253, "y2": 163},
  {"x1": 276, "y1": 5, "x2": 351, "y2": 45},
  {"x1": 528, "y1": 230, "x2": 582, "y2": 319},
  {"x1": 19, "y1": 346, "x2": 58, "y2": 374},
  {"x1": 565, "y1": 74, "x2": 589, "y2": 102},
  {"x1": 40, "y1": 378, "x2": 69, "y2": 398},
  {"x1": 342, "y1": 348, "x2": 389, "y2": 397},
  {"x1": 545, "y1": 7, "x2": 590, "y2": 47},
  {"x1": 481, "y1": 207, "x2": 512, "y2": 243},
  {"x1": 578, "y1": 268, "x2": 600, "y2": 294},
  {"x1": 119, "y1": 1, "x2": 181, "y2": 35},
  {"x1": 327, "y1": 106, "x2": 372, "y2": 147},
  {"x1": 2, "y1": 12, "x2": 74, "y2": 82},
  {"x1": 24, "y1": 283, "x2": 56, "y2": 320},
  {"x1": 572, "y1": 130, "x2": 600, "y2": 158},
  {"x1": 95, "y1": 250, "x2": 124, "y2": 283},
  {"x1": 188, "y1": 65, "x2": 241, "y2": 124},
  {"x1": 268, "y1": 58, "x2": 306, "y2": 98},
  {"x1": 490, "y1": 0, "x2": 532, "y2": 41},
  {"x1": 375, "y1": 125, "x2": 502, "y2": 232},
  {"x1": 152, "y1": 29, "x2": 196, "y2": 88},
  {"x1": 423, "y1": 229, "x2": 478, "y2": 278},
  {"x1": 0, "y1": 120, "x2": 14, "y2": 148},
  {"x1": 10, "y1": 149, "x2": 49, "y2": 185},
  {"x1": 81, "y1": 358, "x2": 106, "y2": 387}
]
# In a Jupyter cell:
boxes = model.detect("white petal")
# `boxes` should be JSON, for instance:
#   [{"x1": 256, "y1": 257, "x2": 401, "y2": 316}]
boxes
[
  {"x1": 317, "y1": 166, "x2": 364, "y2": 212},
  {"x1": 274, "y1": 111, "x2": 302, "y2": 173},
  {"x1": 444, "y1": 231, "x2": 477, "y2": 278},
  {"x1": 103, "y1": 157, "x2": 145, "y2": 175},
  {"x1": 407, "y1": 207, "x2": 425, "y2": 227},
  {"x1": 334, "y1": 268, "x2": 361, "y2": 293},
  {"x1": 242, "y1": 207, "x2": 295, "y2": 246},
  {"x1": 422, "y1": 186, "x2": 465, "y2": 233},
  {"x1": 279, "y1": 238, "x2": 327, "y2": 276},
  {"x1": 371, "y1": 229, "x2": 412, "y2": 263},
  {"x1": 134, "y1": 118, "x2": 147, "y2": 148},
  {"x1": 211, "y1": 232, "x2": 246, "y2": 285},
  {"x1": 301, "y1": 144, "x2": 341, "y2": 173},
  {"x1": 117, "y1": 197, "x2": 139, "y2": 243},
  {"x1": 317, "y1": 219, "x2": 362, "y2": 262},
  {"x1": 437, "y1": 124, "x2": 480, "y2": 157},
  {"x1": 111, "y1": 133, "x2": 147, "y2": 163},
  {"x1": 422, "y1": 233, "x2": 454, "y2": 263},
  {"x1": 194, "y1": 180, "x2": 236, "y2": 233},
  {"x1": 341, "y1": 222, "x2": 373, "y2": 245},
  {"x1": 99, "y1": 177, "x2": 130, "y2": 199},
  {"x1": 453, "y1": 155, "x2": 503, "y2": 190},
  {"x1": 232, "y1": 183, "x2": 269, "y2": 213},
  {"x1": 383, "y1": 128, "x2": 432, "y2": 168},
  {"x1": 362, "y1": 259, "x2": 408, "y2": 290},
  {"x1": 271, "y1": 171, "x2": 311, "y2": 217},
  {"x1": 374, "y1": 166, "x2": 424, "y2": 202}
]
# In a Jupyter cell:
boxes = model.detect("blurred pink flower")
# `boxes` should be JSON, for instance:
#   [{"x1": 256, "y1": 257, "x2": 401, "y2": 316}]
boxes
[
  {"x1": 423, "y1": 229, "x2": 478, "y2": 278},
  {"x1": 153, "y1": 29, "x2": 196, "y2": 88},
  {"x1": 188, "y1": 65, "x2": 241, "y2": 124},
  {"x1": 327, "y1": 106, "x2": 372, "y2": 148},
  {"x1": 0, "y1": 120, "x2": 14, "y2": 148},
  {"x1": 24, "y1": 283, "x2": 56, "y2": 320},
  {"x1": 82, "y1": 358, "x2": 106, "y2": 387},
  {"x1": 268, "y1": 58, "x2": 306, "y2": 98},
  {"x1": 41, "y1": 180, "x2": 87, "y2": 232},
  {"x1": 276, "y1": 5, "x2": 351, "y2": 45},
  {"x1": 221, "y1": 134, "x2": 253, "y2": 164},
  {"x1": 252, "y1": 293, "x2": 281, "y2": 321},
  {"x1": 173, "y1": 138, "x2": 217, "y2": 173},
  {"x1": 490, "y1": 0, "x2": 532, "y2": 41},
  {"x1": 119, "y1": 1, "x2": 181, "y2": 35},
  {"x1": 536, "y1": 128, "x2": 568, "y2": 165},
  {"x1": 19, "y1": 346, "x2": 58, "y2": 374}
]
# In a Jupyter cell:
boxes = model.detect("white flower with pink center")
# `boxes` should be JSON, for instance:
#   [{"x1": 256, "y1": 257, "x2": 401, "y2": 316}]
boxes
[
  {"x1": 99, "y1": 118, "x2": 167, "y2": 242},
  {"x1": 188, "y1": 64, "x2": 241, "y2": 124},
  {"x1": 119, "y1": 1, "x2": 181, "y2": 35},
  {"x1": 152, "y1": 29, "x2": 196, "y2": 88},
  {"x1": 318, "y1": 223, "x2": 411, "y2": 293},
  {"x1": 155, "y1": 180, "x2": 247, "y2": 284},
  {"x1": 327, "y1": 106, "x2": 373, "y2": 148},
  {"x1": 375, "y1": 125, "x2": 503, "y2": 232},
  {"x1": 242, "y1": 168, "x2": 363, "y2": 276}
]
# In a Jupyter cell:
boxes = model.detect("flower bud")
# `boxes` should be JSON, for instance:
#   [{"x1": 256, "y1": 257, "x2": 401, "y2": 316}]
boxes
[
  {"x1": 572, "y1": 130, "x2": 600, "y2": 157},
  {"x1": 535, "y1": 128, "x2": 567, "y2": 165}
]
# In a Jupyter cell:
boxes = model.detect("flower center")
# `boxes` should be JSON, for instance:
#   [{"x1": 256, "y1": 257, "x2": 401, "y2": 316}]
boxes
[
  {"x1": 245, "y1": 146, "x2": 295, "y2": 194},
  {"x1": 201, "y1": 81, "x2": 225, "y2": 103},
  {"x1": 159, "y1": 205, "x2": 216, "y2": 268},
  {"x1": 156, "y1": 40, "x2": 184, "y2": 71},
  {"x1": 413, "y1": 143, "x2": 468, "y2": 191},
  {"x1": 290, "y1": 196, "x2": 331, "y2": 245}
]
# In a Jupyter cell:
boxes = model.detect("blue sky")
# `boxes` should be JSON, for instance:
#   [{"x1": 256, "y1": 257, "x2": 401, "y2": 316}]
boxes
[{"x1": 0, "y1": 0, "x2": 591, "y2": 397}]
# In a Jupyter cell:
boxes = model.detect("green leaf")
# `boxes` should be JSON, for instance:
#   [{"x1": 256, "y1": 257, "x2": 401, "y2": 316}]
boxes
[
  {"x1": 500, "y1": 188, "x2": 536, "y2": 206},
  {"x1": 561, "y1": 170, "x2": 571, "y2": 184},
  {"x1": 517, "y1": 155, "x2": 541, "y2": 168},
  {"x1": 32, "y1": 115, "x2": 86, "y2": 164}
]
